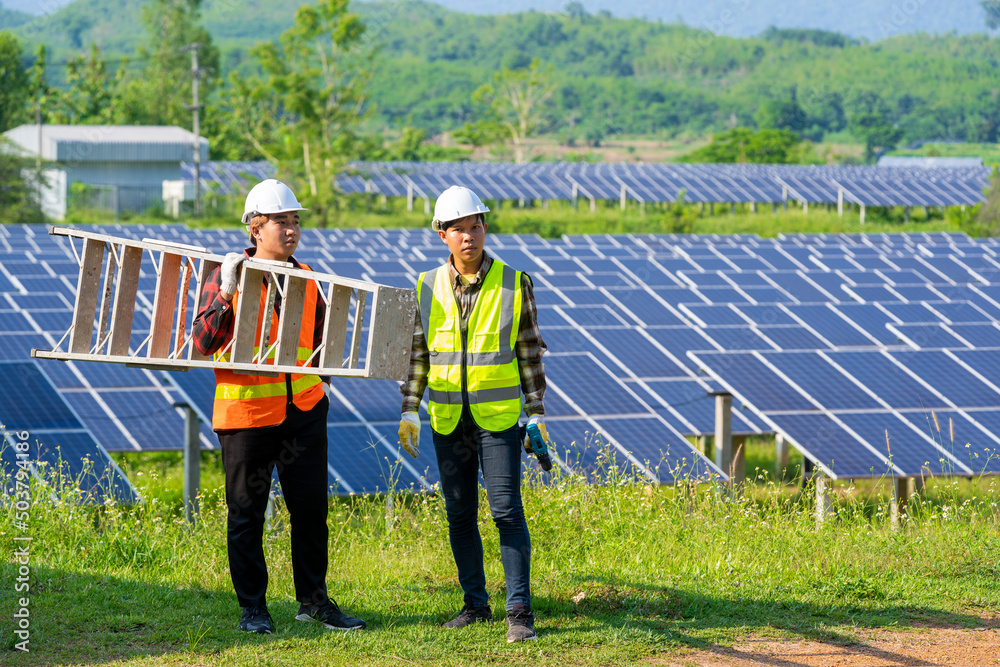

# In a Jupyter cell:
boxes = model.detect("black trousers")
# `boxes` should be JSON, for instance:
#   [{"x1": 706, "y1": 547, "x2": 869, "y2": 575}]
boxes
[{"x1": 219, "y1": 395, "x2": 330, "y2": 609}]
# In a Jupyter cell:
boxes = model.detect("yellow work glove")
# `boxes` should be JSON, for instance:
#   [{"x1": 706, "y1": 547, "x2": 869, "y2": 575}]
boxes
[
  {"x1": 523, "y1": 415, "x2": 549, "y2": 454},
  {"x1": 398, "y1": 412, "x2": 420, "y2": 458}
]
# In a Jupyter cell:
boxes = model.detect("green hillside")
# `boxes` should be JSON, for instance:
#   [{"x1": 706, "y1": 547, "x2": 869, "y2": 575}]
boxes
[
  {"x1": 8, "y1": 0, "x2": 1000, "y2": 148},
  {"x1": 0, "y1": 6, "x2": 29, "y2": 29}
]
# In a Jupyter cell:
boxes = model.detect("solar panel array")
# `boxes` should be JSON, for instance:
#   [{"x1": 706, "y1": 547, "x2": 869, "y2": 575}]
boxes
[
  {"x1": 185, "y1": 161, "x2": 992, "y2": 208},
  {"x1": 3, "y1": 222, "x2": 1000, "y2": 502}
]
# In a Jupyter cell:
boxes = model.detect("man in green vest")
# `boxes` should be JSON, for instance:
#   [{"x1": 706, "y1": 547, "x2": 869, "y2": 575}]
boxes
[{"x1": 397, "y1": 185, "x2": 549, "y2": 642}]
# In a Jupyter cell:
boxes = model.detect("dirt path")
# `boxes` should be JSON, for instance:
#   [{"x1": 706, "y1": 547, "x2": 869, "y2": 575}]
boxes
[{"x1": 656, "y1": 625, "x2": 1000, "y2": 667}]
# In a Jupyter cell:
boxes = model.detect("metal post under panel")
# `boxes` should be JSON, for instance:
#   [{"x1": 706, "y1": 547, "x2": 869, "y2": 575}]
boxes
[
  {"x1": 775, "y1": 433, "x2": 789, "y2": 475},
  {"x1": 891, "y1": 476, "x2": 912, "y2": 528},
  {"x1": 815, "y1": 473, "x2": 833, "y2": 527},
  {"x1": 174, "y1": 401, "x2": 201, "y2": 523},
  {"x1": 732, "y1": 435, "x2": 746, "y2": 486},
  {"x1": 710, "y1": 391, "x2": 732, "y2": 479}
]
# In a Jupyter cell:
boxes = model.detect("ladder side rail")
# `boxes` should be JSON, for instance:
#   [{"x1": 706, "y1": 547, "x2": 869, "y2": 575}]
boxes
[{"x1": 31, "y1": 349, "x2": 369, "y2": 377}]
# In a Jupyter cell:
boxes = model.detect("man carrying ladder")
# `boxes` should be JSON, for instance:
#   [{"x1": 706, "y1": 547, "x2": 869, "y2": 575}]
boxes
[{"x1": 192, "y1": 179, "x2": 366, "y2": 635}]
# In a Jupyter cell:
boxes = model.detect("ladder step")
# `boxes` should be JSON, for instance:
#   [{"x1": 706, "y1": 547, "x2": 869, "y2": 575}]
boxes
[
  {"x1": 148, "y1": 253, "x2": 183, "y2": 358},
  {"x1": 108, "y1": 246, "x2": 143, "y2": 356}
]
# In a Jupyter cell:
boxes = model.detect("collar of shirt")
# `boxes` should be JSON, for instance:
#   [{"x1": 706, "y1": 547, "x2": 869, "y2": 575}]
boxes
[{"x1": 448, "y1": 251, "x2": 492, "y2": 288}]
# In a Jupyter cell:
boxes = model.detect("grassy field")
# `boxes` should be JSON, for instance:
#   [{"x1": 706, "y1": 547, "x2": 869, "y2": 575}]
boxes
[
  {"x1": 63, "y1": 195, "x2": 974, "y2": 241},
  {"x1": 2, "y1": 439, "x2": 998, "y2": 666},
  {"x1": 7, "y1": 184, "x2": 997, "y2": 665}
]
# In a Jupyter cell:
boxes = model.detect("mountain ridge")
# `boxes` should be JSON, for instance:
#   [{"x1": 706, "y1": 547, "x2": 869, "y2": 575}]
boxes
[{"x1": 0, "y1": 0, "x2": 991, "y2": 40}]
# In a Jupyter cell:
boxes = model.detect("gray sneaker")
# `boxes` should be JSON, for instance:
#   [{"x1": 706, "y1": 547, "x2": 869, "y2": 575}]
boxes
[
  {"x1": 295, "y1": 600, "x2": 366, "y2": 631},
  {"x1": 506, "y1": 604, "x2": 536, "y2": 642},
  {"x1": 442, "y1": 603, "x2": 493, "y2": 628},
  {"x1": 239, "y1": 605, "x2": 273, "y2": 634}
]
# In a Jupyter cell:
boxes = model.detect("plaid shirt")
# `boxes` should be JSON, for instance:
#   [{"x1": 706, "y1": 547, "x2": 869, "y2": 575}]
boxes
[
  {"x1": 192, "y1": 248, "x2": 326, "y2": 358},
  {"x1": 400, "y1": 252, "x2": 547, "y2": 416}
]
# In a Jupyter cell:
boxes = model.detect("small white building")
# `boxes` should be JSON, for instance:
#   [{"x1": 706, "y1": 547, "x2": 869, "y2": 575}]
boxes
[{"x1": 3, "y1": 125, "x2": 208, "y2": 220}]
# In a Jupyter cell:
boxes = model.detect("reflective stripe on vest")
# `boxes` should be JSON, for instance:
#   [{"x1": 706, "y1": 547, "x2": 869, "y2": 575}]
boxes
[
  {"x1": 212, "y1": 262, "x2": 324, "y2": 430},
  {"x1": 418, "y1": 260, "x2": 522, "y2": 434}
]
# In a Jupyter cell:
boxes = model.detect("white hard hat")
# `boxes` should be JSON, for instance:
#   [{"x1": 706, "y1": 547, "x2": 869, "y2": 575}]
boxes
[
  {"x1": 242, "y1": 179, "x2": 307, "y2": 231},
  {"x1": 432, "y1": 185, "x2": 490, "y2": 231}
]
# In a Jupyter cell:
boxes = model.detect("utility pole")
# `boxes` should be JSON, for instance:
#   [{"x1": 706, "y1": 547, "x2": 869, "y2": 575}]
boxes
[
  {"x1": 182, "y1": 43, "x2": 203, "y2": 217},
  {"x1": 36, "y1": 95, "x2": 42, "y2": 207}
]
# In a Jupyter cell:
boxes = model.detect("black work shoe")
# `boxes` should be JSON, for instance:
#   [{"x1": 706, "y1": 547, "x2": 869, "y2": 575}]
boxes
[
  {"x1": 295, "y1": 600, "x2": 367, "y2": 631},
  {"x1": 239, "y1": 606, "x2": 273, "y2": 634},
  {"x1": 506, "y1": 604, "x2": 536, "y2": 642},
  {"x1": 442, "y1": 603, "x2": 493, "y2": 628}
]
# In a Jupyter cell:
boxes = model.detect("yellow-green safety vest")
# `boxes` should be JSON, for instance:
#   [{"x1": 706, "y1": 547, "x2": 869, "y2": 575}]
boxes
[{"x1": 417, "y1": 260, "x2": 523, "y2": 434}]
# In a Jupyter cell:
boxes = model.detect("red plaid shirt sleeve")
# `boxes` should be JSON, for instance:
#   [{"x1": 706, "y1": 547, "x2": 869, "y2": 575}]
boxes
[{"x1": 192, "y1": 265, "x2": 233, "y2": 356}]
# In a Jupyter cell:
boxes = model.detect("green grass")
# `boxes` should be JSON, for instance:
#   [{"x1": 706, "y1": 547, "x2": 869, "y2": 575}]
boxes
[
  {"x1": 2, "y1": 439, "x2": 998, "y2": 665},
  {"x1": 58, "y1": 195, "x2": 970, "y2": 241}
]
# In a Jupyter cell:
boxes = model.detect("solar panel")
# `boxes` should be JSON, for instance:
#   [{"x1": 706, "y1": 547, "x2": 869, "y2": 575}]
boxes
[
  {"x1": 764, "y1": 412, "x2": 891, "y2": 478},
  {"x1": 9, "y1": 221, "x2": 1000, "y2": 492},
  {"x1": 545, "y1": 353, "x2": 651, "y2": 416},
  {"x1": 761, "y1": 351, "x2": 882, "y2": 409},
  {"x1": 587, "y1": 327, "x2": 689, "y2": 378},
  {"x1": 0, "y1": 361, "x2": 82, "y2": 429},
  {"x1": 2, "y1": 430, "x2": 138, "y2": 503},
  {"x1": 824, "y1": 351, "x2": 945, "y2": 409}
]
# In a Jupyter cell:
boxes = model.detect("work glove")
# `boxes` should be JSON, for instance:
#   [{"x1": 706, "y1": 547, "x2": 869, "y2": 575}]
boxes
[
  {"x1": 523, "y1": 415, "x2": 549, "y2": 454},
  {"x1": 398, "y1": 412, "x2": 420, "y2": 458},
  {"x1": 220, "y1": 252, "x2": 245, "y2": 295}
]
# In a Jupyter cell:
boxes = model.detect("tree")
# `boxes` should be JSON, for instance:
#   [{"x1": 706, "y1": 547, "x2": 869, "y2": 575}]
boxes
[
  {"x1": 209, "y1": 71, "x2": 285, "y2": 162},
  {"x1": 755, "y1": 92, "x2": 807, "y2": 133},
  {"x1": 983, "y1": 0, "x2": 1000, "y2": 30},
  {"x1": 459, "y1": 59, "x2": 555, "y2": 163},
  {"x1": 49, "y1": 44, "x2": 114, "y2": 125},
  {"x1": 116, "y1": 0, "x2": 219, "y2": 126},
  {"x1": 846, "y1": 90, "x2": 902, "y2": 162},
  {"x1": 974, "y1": 171, "x2": 1000, "y2": 235},
  {"x1": 229, "y1": 0, "x2": 373, "y2": 226},
  {"x1": 565, "y1": 2, "x2": 588, "y2": 20},
  {"x1": 680, "y1": 128, "x2": 802, "y2": 164},
  {"x1": 26, "y1": 44, "x2": 59, "y2": 129},
  {"x1": 0, "y1": 137, "x2": 43, "y2": 221},
  {"x1": 0, "y1": 31, "x2": 27, "y2": 132}
]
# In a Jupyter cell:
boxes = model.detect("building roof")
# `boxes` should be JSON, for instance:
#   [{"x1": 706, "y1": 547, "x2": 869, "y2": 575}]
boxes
[
  {"x1": 2, "y1": 125, "x2": 209, "y2": 163},
  {"x1": 877, "y1": 156, "x2": 984, "y2": 168}
]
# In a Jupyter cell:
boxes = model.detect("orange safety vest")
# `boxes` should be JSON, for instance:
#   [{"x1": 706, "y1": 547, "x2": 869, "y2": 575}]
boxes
[{"x1": 211, "y1": 262, "x2": 325, "y2": 430}]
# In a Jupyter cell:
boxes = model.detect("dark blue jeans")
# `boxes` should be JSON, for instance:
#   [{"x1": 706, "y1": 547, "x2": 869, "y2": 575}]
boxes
[{"x1": 432, "y1": 409, "x2": 531, "y2": 611}]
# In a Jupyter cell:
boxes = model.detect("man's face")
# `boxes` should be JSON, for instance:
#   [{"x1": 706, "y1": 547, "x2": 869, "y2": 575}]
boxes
[
  {"x1": 438, "y1": 214, "x2": 486, "y2": 266},
  {"x1": 254, "y1": 211, "x2": 300, "y2": 259}
]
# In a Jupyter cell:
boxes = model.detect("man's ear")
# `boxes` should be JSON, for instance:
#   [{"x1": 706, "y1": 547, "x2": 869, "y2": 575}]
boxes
[{"x1": 437, "y1": 229, "x2": 447, "y2": 242}]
